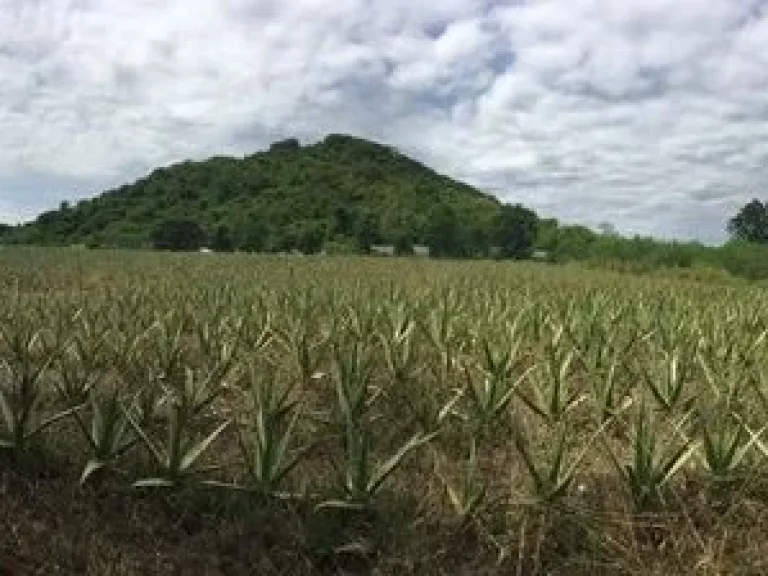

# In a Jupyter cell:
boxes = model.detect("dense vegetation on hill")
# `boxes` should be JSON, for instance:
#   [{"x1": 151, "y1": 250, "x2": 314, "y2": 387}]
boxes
[
  {"x1": 3, "y1": 132, "x2": 768, "y2": 279},
  {"x1": 4, "y1": 134, "x2": 536, "y2": 258}
]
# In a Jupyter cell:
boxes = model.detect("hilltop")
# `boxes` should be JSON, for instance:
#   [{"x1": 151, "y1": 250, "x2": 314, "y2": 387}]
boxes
[{"x1": 5, "y1": 134, "x2": 538, "y2": 257}]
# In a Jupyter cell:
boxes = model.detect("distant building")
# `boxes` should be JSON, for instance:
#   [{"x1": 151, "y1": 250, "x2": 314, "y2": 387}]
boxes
[
  {"x1": 370, "y1": 244, "x2": 431, "y2": 257},
  {"x1": 371, "y1": 244, "x2": 396, "y2": 256}
]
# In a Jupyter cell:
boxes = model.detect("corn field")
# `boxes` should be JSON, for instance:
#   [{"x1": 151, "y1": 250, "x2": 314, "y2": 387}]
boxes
[{"x1": 2, "y1": 247, "x2": 768, "y2": 574}]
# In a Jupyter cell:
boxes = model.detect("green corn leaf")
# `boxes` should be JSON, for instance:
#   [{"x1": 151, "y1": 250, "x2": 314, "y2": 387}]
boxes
[
  {"x1": 367, "y1": 432, "x2": 437, "y2": 498},
  {"x1": 122, "y1": 402, "x2": 166, "y2": 465},
  {"x1": 133, "y1": 478, "x2": 177, "y2": 489},
  {"x1": 180, "y1": 419, "x2": 231, "y2": 472},
  {"x1": 80, "y1": 460, "x2": 106, "y2": 485}
]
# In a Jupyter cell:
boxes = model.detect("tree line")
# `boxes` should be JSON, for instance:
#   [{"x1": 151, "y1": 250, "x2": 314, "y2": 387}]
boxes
[
  {"x1": 143, "y1": 196, "x2": 768, "y2": 282},
  {"x1": 149, "y1": 201, "x2": 538, "y2": 259}
]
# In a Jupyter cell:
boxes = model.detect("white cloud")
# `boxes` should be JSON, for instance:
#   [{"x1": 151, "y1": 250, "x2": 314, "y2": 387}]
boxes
[
  {"x1": 1, "y1": 0, "x2": 767, "y2": 242},
  {"x1": 0, "y1": 199, "x2": 29, "y2": 225}
]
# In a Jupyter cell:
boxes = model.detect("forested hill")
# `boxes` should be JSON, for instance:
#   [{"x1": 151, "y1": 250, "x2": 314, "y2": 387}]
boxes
[{"x1": 5, "y1": 134, "x2": 539, "y2": 256}]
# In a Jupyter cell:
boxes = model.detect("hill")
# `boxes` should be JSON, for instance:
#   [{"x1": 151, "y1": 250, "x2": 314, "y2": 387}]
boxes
[{"x1": 5, "y1": 134, "x2": 537, "y2": 256}]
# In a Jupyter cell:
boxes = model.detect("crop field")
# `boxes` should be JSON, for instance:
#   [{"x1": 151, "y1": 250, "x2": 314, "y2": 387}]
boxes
[{"x1": 2, "y1": 247, "x2": 768, "y2": 575}]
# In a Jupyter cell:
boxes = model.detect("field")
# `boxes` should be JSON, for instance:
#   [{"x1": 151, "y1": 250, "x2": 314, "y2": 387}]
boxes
[{"x1": 2, "y1": 247, "x2": 768, "y2": 575}]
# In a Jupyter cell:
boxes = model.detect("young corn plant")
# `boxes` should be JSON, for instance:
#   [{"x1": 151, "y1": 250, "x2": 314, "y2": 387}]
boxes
[
  {"x1": 423, "y1": 289, "x2": 464, "y2": 387},
  {"x1": 653, "y1": 308, "x2": 690, "y2": 357},
  {"x1": 513, "y1": 417, "x2": 611, "y2": 505},
  {"x1": 460, "y1": 337, "x2": 533, "y2": 434},
  {"x1": 322, "y1": 335, "x2": 435, "y2": 509},
  {"x1": 343, "y1": 302, "x2": 378, "y2": 344},
  {"x1": 123, "y1": 367, "x2": 231, "y2": 488},
  {"x1": 320, "y1": 419, "x2": 436, "y2": 511},
  {"x1": 151, "y1": 312, "x2": 187, "y2": 385},
  {"x1": 195, "y1": 315, "x2": 245, "y2": 377},
  {"x1": 0, "y1": 321, "x2": 79, "y2": 456},
  {"x1": 212, "y1": 363, "x2": 311, "y2": 498},
  {"x1": 571, "y1": 310, "x2": 637, "y2": 424},
  {"x1": 53, "y1": 347, "x2": 99, "y2": 409},
  {"x1": 124, "y1": 374, "x2": 165, "y2": 430},
  {"x1": 108, "y1": 322, "x2": 157, "y2": 396},
  {"x1": 45, "y1": 302, "x2": 81, "y2": 354},
  {"x1": 585, "y1": 351, "x2": 626, "y2": 424},
  {"x1": 525, "y1": 300, "x2": 549, "y2": 344},
  {"x1": 332, "y1": 337, "x2": 374, "y2": 425},
  {"x1": 377, "y1": 303, "x2": 461, "y2": 431},
  {"x1": 695, "y1": 406, "x2": 760, "y2": 496},
  {"x1": 72, "y1": 387, "x2": 137, "y2": 484},
  {"x1": 277, "y1": 314, "x2": 327, "y2": 388},
  {"x1": 432, "y1": 437, "x2": 487, "y2": 528},
  {"x1": 517, "y1": 324, "x2": 585, "y2": 424},
  {"x1": 377, "y1": 303, "x2": 418, "y2": 386},
  {"x1": 53, "y1": 314, "x2": 111, "y2": 407},
  {"x1": 604, "y1": 404, "x2": 698, "y2": 513},
  {"x1": 642, "y1": 348, "x2": 693, "y2": 413},
  {"x1": 239, "y1": 304, "x2": 274, "y2": 360},
  {"x1": 697, "y1": 347, "x2": 749, "y2": 410}
]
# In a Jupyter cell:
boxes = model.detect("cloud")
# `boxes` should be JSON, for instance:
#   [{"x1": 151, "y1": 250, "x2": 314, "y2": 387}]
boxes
[{"x1": 1, "y1": 0, "x2": 768, "y2": 242}]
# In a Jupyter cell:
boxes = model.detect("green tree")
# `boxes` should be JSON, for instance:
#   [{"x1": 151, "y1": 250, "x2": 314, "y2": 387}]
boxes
[
  {"x1": 270, "y1": 226, "x2": 297, "y2": 252},
  {"x1": 545, "y1": 224, "x2": 598, "y2": 262},
  {"x1": 354, "y1": 212, "x2": 382, "y2": 253},
  {"x1": 295, "y1": 221, "x2": 327, "y2": 254},
  {"x1": 493, "y1": 203, "x2": 538, "y2": 259},
  {"x1": 0, "y1": 223, "x2": 11, "y2": 243},
  {"x1": 235, "y1": 214, "x2": 270, "y2": 252},
  {"x1": 535, "y1": 218, "x2": 560, "y2": 250},
  {"x1": 425, "y1": 204, "x2": 462, "y2": 257},
  {"x1": 392, "y1": 230, "x2": 414, "y2": 256},
  {"x1": 269, "y1": 138, "x2": 301, "y2": 153},
  {"x1": 333, "y1": 205, "x2": 357, "y2": 237},
  {"x1": 150, "y1": 219, "x2": 207, "y2": 251},
  {"x1": 728, "y1": 199, "x2": 768, "y2": 243},
  {"x1": 466, "y1": 222, "x2": 492, "y2": 257},
  {"x1": 211, "y1": 224, "x2": 235, "y2": 252}
]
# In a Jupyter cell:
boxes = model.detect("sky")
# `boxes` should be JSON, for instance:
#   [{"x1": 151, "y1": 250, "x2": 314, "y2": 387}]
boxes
[{"x1": 1, "y1": 0, "x2": 768, "y2": 243}]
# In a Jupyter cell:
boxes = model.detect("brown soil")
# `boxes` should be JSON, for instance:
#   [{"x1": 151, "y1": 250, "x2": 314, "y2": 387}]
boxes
[{"x1": 0, "y1": 464, "x2": 314, "y2": 576}]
